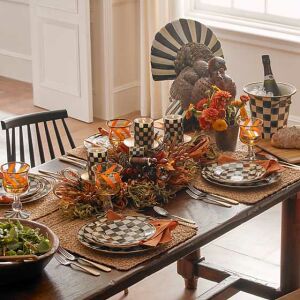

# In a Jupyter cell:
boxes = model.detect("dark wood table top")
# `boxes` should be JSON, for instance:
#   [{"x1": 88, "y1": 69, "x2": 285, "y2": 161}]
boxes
[{"x1": 2, "y1": 159, "x2": 300, "y2": 300}]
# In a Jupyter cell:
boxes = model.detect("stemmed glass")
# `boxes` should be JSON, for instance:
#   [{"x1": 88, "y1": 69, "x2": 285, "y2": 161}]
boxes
[
  {"x1": 92, "y1": 162, "x2": 123, "y2": 211},
  {"x1": 1, "y1": 162, "x2": 30, "y2": 219},
  {"x1": 107, "y1": 119, "x2": 132, "y2": 147},
  {"x1": 239, "y1": 118, "x2": 263, "y2": 160}
]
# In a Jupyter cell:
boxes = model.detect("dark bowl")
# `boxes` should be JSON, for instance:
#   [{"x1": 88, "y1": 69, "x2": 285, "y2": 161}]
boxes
[{"x1": 0, "y1": 218, "x2": 59, "y2": 285}]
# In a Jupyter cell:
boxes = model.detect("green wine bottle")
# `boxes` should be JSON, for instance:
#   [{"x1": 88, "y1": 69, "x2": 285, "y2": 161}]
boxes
[{"x1": 262, "y1": 55, "x2": 280, "y2": 96}]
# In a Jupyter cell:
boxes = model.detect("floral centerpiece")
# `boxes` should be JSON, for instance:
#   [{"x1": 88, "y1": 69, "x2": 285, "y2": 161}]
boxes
[
  {"x1": 54, "y1": 133, "x2": 215, "y2": 218},
  {"x1": 184, "y1": 86, "x2": 249, "y2": 151}
]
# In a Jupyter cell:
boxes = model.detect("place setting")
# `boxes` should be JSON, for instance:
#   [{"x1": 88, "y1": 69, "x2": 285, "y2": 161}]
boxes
[
  {"x1": 199, "y1": 117, "x2": 283, "y2": 190},
  {"x1": 0, "y1": 162, "x2": 52, "y2": 218}
]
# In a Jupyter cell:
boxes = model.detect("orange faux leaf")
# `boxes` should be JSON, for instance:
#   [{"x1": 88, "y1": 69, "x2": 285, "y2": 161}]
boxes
[
  {"x1": 100, "y1": 174, "x2": 115, "y2": 189},
  {"x1": 121, "y1": 127, "x2": 131, "y2": 138},
  {"x1": 18, "y1": 164, "x2": 29, "y2": 173},
  {"x1": 113, "y1": 129, "x2": 125, "y2": 140},
  {"x1": 8, "y1": 162, "x2": 16, "y2": 173},
  {"x1": 103, "y1": 164, "x2": 117, "y2": 175},
  {"x1": 114, "y1": 172, "x2": 122, "y2": 183}
]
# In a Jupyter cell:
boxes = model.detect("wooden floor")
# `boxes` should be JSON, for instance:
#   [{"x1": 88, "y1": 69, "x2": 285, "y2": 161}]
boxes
[{"x1": 0, "y1": 76, "x2": 281, "y2": 299}]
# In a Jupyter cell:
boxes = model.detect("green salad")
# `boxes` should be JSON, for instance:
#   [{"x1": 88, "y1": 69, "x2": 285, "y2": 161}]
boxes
[{"x1": 0, "y1": 220, "x2": 51, "y2": 256}]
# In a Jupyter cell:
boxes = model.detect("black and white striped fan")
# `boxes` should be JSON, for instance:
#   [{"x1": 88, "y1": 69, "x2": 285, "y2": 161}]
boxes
[{"x1": 151, "y1": 18, "x2": 223, "y2": 81}]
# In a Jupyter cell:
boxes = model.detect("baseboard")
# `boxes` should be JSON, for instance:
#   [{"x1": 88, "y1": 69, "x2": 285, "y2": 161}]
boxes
[
  {"x1": 113, "y1": 81, "x2": 140, "y2": 94},
  {"x1": 288, "y1": 114, "x2": 300, "y2": 125},
  {"x1": 0, "y1": 50, "x2": 32, "y2": 83}
]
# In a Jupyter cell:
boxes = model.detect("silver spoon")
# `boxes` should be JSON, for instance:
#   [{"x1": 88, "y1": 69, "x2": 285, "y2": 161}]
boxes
[{"x1": 153, "y1": 206, "x2": 196, "y2": 224}]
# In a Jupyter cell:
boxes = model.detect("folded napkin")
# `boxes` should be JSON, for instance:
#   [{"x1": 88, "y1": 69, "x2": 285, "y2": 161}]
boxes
[
  {"x1": 217, "y1": 154, "x2": 284, "y2": 176},
  {"x1": 106, "y1": 210, "x2": 125, "y2": 221},
  {"x1": 106, "y1": 210, "x2": 178, "y2": 247}
]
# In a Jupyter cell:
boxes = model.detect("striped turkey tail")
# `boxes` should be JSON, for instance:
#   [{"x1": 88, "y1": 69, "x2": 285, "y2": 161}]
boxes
[{"x1": 151, "y1": 18, "x2": 223, "y2": 81}]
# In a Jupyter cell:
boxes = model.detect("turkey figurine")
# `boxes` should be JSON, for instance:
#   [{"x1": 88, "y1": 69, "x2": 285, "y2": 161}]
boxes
[{"x1": 208, "y1": 57, "x2": 236, "y2": 98}]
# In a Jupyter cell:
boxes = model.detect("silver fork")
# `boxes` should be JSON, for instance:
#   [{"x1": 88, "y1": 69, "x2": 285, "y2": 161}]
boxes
[
  {"x1": 186, "y1": 189, "x2": 231, "y2": 208},
  {"x1": 58, "y1": 246, "x2": 111, "y2": 272},
  {"x1": 188, "y1": 185, "x2": 239, "y2": 205},
  {"x1": 54, "y1": 253, "x2": 100, "y2": 276}
]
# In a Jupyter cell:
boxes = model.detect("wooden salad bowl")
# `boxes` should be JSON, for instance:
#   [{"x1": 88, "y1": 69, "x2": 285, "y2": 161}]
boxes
[{"x1": 0, "y1": 218, "x2": 59, "y2": 285}]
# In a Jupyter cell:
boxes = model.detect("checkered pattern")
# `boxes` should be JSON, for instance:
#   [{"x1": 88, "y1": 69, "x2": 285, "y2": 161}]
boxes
[
  {"x1": 204, "y1": 162, "x2": 265, "y2": 183},
  {"x1": 23, "y1": 176, "x2": 41, "y2": 197},
  {"x1": 164, "y1": 115, "x2": 184, "y2": 144},
  {"x1": 87, "y1": 148, "x2": 108, "y2": 181},
  {"x1": 134, "y1": 120, "x2": 154, "y2": 150},
  {"x1": 201, "y1": 171, "x2": 280, "y2": 189},
  {"x1": 83, "y1": 216, "x2": 155, "y2": 247},
  {"x1": 249, "y1": 95, "x2": 291, "y2": 139},
  {"x1": 129, "y1": 146, "x2": 145, "y2": 157}
]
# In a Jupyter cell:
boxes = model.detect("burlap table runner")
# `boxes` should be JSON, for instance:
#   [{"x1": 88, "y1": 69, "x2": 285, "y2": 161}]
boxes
[{"x1": 193, "y1": 168, "x2": 300, "y2": 204}]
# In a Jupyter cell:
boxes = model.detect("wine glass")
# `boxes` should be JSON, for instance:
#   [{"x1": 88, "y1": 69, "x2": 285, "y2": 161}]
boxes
[
  {"x1": 92, "y1": 162, "x2": 123, "y2": 211},
  {"x1": 107, "y1": 119, "x2": 132, "y2": 147},
  {"x1": 239, "y1": 118, "x2": 263, "y2": 160},
  {"x1": 1, "y1": 162, "x2": 30, "y2": 219}
]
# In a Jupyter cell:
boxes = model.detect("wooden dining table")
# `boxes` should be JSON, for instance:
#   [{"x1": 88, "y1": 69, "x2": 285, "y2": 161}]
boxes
[{"x1": 2, "y1": 158, "x2": 300, "y2": 300}]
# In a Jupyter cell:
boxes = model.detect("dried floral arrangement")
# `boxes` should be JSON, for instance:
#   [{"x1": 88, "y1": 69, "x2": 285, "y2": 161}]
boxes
[
  {"x1": 184, "y1": 86, "x2": 249, "y2": 132},
  {"x1": 54, "y1": 134, "x2": 215, "y2": 218}
]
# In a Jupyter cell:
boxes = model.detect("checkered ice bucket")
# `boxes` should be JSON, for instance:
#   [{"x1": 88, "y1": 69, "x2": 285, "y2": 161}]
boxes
[{"x1": 244, "y1": 82, "x2": 296, "y2": 139}]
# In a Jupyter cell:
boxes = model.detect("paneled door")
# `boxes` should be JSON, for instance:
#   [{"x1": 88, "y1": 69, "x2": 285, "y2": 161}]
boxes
[{"x1": 29, "y1": 0, "x2": 93, "y2": 122}]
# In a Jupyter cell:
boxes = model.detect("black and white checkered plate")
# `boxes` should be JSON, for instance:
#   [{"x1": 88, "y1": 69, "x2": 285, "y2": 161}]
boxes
[
  {"x1": 0, "y1": 174, "x2": 52, "y2": 206},
  {"x1": 202, "y1": 162, "x2": 266, "y2": 184},
  {"x1": 78, "y1": 224, "x2": 157, "y2": 254},
  {"x1": 82, "y1": 216, "x2": 156, "y2": 248},
  {"x1": 202, "y1": 171, "x2": 281, "y2": 189}
]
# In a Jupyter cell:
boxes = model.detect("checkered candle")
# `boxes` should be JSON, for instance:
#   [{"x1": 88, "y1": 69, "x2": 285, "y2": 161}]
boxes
[
  {"x1": 164, "y1": 114, "x2": 184, "y2": 144},
  {"x1": 129, "y1": 146, "x2": 145, "y2": 157},
  {"x1": 87, "y1": 147, "x2": 108, "y2": 181},
  {"x1": 133, "y1": 117, "x2": 154, "y2": 151}
]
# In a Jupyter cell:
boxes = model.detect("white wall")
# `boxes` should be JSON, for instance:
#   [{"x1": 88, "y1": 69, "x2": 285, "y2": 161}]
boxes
[
  {"x1": 0, "y1": 0, "x2": 32, "y2": 82},
  {"x1": 91, "y1": 0, "x2": 140, "y2": 120},
  {"x1": 112, "y1": 0, "x2": 140, "y2": 117}
]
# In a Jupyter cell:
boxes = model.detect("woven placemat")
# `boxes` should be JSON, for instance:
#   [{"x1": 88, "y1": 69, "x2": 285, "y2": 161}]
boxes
[
  {"x1": 37, "y1": 210, "x2": 197, "y2": 271},
  {"x1": 194, "y1": 168, "x2": 300, "y2": 204},
  {"x1": 0, "y1": 192, "x2": 59, "y2": 220}
]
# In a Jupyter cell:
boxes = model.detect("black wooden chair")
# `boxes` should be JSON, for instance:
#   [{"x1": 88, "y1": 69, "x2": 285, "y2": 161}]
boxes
[{"x1": 1, "y1": 110, "x2": 76, "y2": 167}]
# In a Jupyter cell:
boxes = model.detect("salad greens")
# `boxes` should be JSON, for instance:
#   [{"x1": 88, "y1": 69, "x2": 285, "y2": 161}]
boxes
[{"x1": 0, "y1": 220, "x2": 51, "y2": 256}]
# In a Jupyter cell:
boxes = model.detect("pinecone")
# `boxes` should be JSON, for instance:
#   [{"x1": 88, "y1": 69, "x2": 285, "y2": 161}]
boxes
[
  {"x1": 191, "y1": 78, "x2": 213, "y2": 103},
  {"x1": 174, "y1": 42, "x2": 214, "y2": 75}
]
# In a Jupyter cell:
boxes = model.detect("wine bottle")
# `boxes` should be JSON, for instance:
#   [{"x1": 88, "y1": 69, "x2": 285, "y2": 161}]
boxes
[{"x1": 262, "y1": 55, "x2": 280, "y2": 96}]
